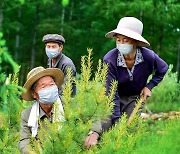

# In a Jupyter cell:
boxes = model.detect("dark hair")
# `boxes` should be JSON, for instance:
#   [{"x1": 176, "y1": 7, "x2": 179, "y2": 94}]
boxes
[
  {"x1": 45, "y1": 41, "x2": 64, "y2": 46},
  {"x1": 31, "y1": 81, "x2": 37, "y2": 91},
  {"x1": 113, "y1": 33, "x2": 118, "y2": 38}
]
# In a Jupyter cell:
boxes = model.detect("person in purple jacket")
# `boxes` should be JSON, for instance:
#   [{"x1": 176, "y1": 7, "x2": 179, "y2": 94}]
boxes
[{"x1": 85, "y1": 17, "x2": 168, "y2": 148}]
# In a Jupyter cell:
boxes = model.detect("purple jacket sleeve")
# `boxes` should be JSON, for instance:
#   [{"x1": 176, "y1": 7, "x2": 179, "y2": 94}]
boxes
[
  {"x1": 104, "y1": 59, "x2": 121, "y2": 122},
  {"x1": 146, "y1": 53, "x2": 168, "y2": 90}
]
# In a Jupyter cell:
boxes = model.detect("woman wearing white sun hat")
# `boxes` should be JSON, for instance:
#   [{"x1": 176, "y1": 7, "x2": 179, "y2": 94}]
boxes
[{"x1": 85, "y1": 17, "x2": 168, "y2": 149}]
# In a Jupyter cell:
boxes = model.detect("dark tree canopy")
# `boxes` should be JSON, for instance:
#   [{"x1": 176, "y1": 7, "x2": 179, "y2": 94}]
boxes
[{"x1": 0, "y1": 0, "x2": 179, "y2": 84}]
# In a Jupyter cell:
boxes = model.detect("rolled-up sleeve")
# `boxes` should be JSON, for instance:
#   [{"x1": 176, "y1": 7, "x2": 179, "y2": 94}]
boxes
[{"x1": 146, "y1": 53, "x2": 168, "y2": 90}]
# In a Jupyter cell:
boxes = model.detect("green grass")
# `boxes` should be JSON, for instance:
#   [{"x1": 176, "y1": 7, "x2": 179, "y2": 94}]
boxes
[
  {"x1": 147, "y1": 101, "x2": 180, "y2": 112},
  {"x1": 133, "y1": 119, "x2": 180, "y2": 154}
]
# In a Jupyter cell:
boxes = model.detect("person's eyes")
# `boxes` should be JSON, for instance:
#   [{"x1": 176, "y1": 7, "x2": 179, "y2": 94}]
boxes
[
  {"x1": 52, "y1": 46, "x2": 57, "y2": 48},
  {"x1": 124, "y1": 38, "x2": 130, "y2": 43},
  {"x1": 41, "y1": 85, "x2": 45, "y2": 88}
]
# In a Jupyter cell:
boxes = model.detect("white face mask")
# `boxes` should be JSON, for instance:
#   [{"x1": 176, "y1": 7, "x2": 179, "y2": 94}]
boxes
[
  {"x1": 45, "y1": 48, "x2": 59, "y2": 59},
  {"x1": 38, "y1": 85, "x2": 58, "y2": 104},
  {"x1": 116, "y1": 44, "x2": 133, "y2": 55}
]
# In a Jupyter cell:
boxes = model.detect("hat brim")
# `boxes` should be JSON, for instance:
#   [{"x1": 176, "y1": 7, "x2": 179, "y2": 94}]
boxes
[
  {"x1": 105, "y1": 28, "x2": 150, "y2": 47},
  {"x1": 44, "y1": 39, "x2": 64, "y2": 45},
  {"x1": 21, "y1": 68, "x2": 64, "y2": 101}
]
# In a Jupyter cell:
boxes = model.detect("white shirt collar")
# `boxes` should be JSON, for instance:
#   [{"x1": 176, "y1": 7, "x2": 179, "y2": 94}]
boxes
[{"x1": 117, "y1": 48, "x2": 144, "y2": 67}]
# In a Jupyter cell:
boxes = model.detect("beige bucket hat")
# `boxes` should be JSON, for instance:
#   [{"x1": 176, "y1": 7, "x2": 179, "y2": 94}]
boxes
[
  {"x1": 105, "y1": 17, "x2": 150, "y2": 46},
  {"x1": 21, "y1": 66, "x2": 64, "y2": 101}
]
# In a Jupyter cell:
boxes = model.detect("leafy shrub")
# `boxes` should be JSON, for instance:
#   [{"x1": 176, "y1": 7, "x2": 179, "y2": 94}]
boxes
[
  {"x1": 146, "y1": 65, "x2": 180, "y2": 112},
  {"x1": 0, "y1": 32, "x2": 24, "y2": 153},
  {"x1": 31, "y1": 49, "x2": 146, "y2": 154},
  {"x1": 0, "y1": 32, "x2": 179, "y2": 153},
  {"x1": 31, "y1": 49, "x2": 116, "y2": 153}
]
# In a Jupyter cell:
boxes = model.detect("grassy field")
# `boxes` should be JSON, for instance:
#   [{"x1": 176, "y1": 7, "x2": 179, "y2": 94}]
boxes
[
  {"x1": 0, "y1": 49, "x2": 179, "y2": 153},
  {"x1": 133, "y1": 118, "x2": 180, "y2": 154}
]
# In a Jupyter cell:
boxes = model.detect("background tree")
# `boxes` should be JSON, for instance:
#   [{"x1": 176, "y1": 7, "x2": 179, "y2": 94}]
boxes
[{"x1": 0, "y1": 0, "x2": 179, "y2": 84}]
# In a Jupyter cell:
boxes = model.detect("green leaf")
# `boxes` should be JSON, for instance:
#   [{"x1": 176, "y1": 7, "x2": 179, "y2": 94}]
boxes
[
  {"x1": 0, "y1": 40, "x2": 6, "y2": 46},
  {"x1": 19, "y1": 0, "x2": 25, "y2": 4},
  {"x1": 0, "y1": 32, "x2": 3, "y2": 38},
  {"x1": 62, "y1": 0, "x2": 69, "y2": 7}
]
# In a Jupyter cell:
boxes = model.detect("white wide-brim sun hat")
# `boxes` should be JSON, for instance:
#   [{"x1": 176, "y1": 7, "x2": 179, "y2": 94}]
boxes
[{"x1": 105, "y1": 17, "x2": 150, "y2": 46}]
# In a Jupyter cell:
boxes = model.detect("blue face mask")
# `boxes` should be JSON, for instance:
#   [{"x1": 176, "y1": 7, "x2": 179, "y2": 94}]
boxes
[
  {"x1": 45, "y1": 48, "x2": 59, "y2": 59},
  {"x1": 116, "y1": 44, "x2": 133, "y2": 55},
  {"x1": 38, "y1": 85, "x2": 59, "y2": 104}
]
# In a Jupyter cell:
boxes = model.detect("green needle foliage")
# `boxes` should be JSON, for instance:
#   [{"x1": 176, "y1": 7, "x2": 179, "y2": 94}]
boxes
[
  {"x1": 98, "y1": 99, "x2": 146, "y2": 154},
  {"x1": 0, "y1": 33, "x2": 179, "y2": 153},
  {"x1": 0, "y1": 33, "x2": 24, "y2": 153},
  {"x1": 31, "y1": 49, "x2": 148, "y2": 154},
  {"x1": 32, "y1": 48, "x2": 117, "y2": 153}
]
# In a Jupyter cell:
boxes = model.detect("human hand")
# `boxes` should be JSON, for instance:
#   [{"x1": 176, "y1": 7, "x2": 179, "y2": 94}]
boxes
[
  {"x1": 140, "y1": 87, "x2": 151, "y2": 101},
  {"x1": 85, "y1": 133, "x2": 98, "y2": 149}
]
